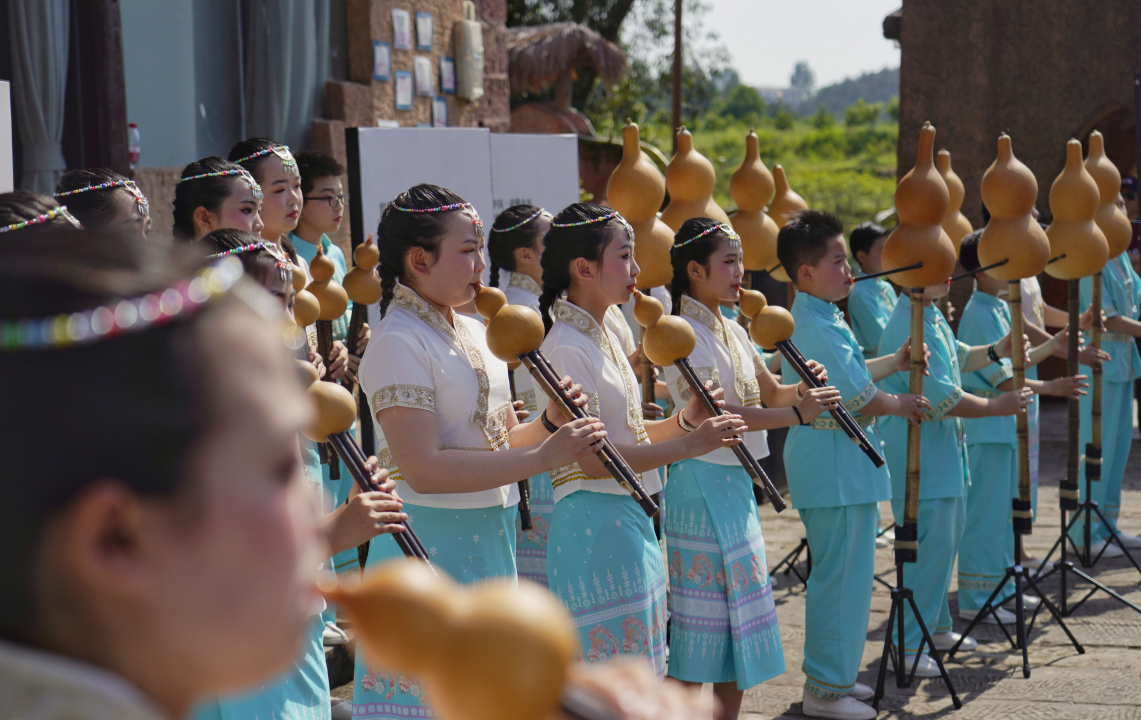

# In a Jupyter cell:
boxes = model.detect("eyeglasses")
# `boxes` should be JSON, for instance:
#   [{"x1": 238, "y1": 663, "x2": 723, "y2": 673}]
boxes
[
  {"x1": 1123, "y1": 191, "x2": 1137, "y2": 202},
  {"x1": 305, "y1": 194, "x2": 348, "y2": 209}
]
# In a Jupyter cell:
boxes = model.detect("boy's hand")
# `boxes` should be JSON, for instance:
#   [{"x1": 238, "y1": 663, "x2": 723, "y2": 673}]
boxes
[
  {"x1": 1046, "y1": 374, "x2": 1088, "y2": 399},
  {"x1": 1078, "y1": 344, "x2": 1111, "y2": 369},
  {"x1": 942, "y1": 299, "x2": 956, "y2": 325},
  {"x1": 995, "y1": 333, "x2": 1030, "y2": 364},
  {"x1": 894, "y1": 392, "x2": 930, "y2": 425},
  {"x1": 893, "y1": 339, "x2": 931, "y2": 376},
  {"x1": 995, "y1": 387, "x2": 1033, "y2": 416}
]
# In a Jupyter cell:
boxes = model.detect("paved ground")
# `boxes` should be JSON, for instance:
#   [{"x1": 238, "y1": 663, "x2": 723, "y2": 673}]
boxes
[{"x1": 741, "y1": 398, "x2": 1141, "y2": 719}]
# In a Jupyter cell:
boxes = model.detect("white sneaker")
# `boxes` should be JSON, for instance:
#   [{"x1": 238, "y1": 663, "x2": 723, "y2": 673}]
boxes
[
  {"x1": 933, "y1": 631, "x2": 976, "y2": 652},
  {"x1": 802, "y1": 692, "x2": 877, "y2": 719},
  {"x1": 1114, "y1": 532, "x2": 1141, "y2": 549},
  {"x1": 959, "y1": 606, "x2": 1017, "y2": 625},
  {"x1": 1030, "y1": 558, "x2": 1055, "y2": 576},
  {"x1": 847, "y1": 682, "x2": 874, "y2": 701},
  {"x1": 331, "y1": 699, "x2": 353, "y2": 720},
  {"x1": 875, "y1": 534, "x2": 890, "y2": 548},
  {"x1": 1092, "y1": 539, "x2": 1125, "y2": 558},
  {"x1": 892, "y1": 652, "x2": 942, "y2": 678},
  {"x1": 322, "y1": 621, "x2": 349, "y2": 646}
]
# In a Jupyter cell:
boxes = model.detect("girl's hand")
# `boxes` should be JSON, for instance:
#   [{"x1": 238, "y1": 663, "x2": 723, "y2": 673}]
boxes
[
  {"x1": 803, "y1": 359, "x2": 828, "y2": 386},
  {"x1": 797, "y1": 385, "x2": 842, "y2": 422},
  {"x1": 329, "y1": 463, "x2": 407, "y2": 550},
  {"x1": 1047, "y1": 374, "x2": 1089, "y2": 399},
  {"x1": 1078, "y1": 344, "x2": 1111, "y2": 369},
  {"x1": 1050, "y1": 327, "x2": 1068, "y2": 350},
  {"x1": 641, "y1": 401, "x2": 665, "y2": 421},
  {"x1": 308, "y1": 345, "x2": 327, "y2": 379},
  {"x1": 894, "y1": 392, "x2": 930, "y2": 425},
  {"x1": 681, "y1": 382, "x2": 725, "y2": 425},
  {"x1": 893, "y1": 339, "x2": 931, "y2": 376},
  {"x1": 356, "y1": 322, "x2": 371, "y2": 356},
  {"x1": 513, "y1": 399, "x2": 531, "y2": 423},
  {"x1": 328, "y1": 340, "x2": 350, "y2": 380},
  {"x1": 996, "y1": 387, "x2": 1034, "y2": 416},
  {"x1": 540, "y1": 417, "x2": 608, "y2": 468},
  {"x1": 543, "y1": 376, "x2": 590, "y2": 429},
  {"x1": 684, "y1": 414, "x2": 745, "y2": 456}
]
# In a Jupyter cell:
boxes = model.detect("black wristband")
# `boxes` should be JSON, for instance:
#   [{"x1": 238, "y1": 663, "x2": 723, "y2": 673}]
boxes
[
  {"x1": 793, "y1": 406, "x2": 806, "y2": 425},
  {"x1": 540, "y1": 410, "x2": 559, "y2": 434},
  {"x1": 987, "y1": 342, "x2": 1000, "y2": 363}
]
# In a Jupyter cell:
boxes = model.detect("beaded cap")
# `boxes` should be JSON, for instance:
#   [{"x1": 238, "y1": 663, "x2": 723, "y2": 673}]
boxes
[
  {"x1": 55, "y1": 179, "x2": 150, "y2": 217},
  {"x1": 178, "y1": 167, "x2": 263, "y2": 201},
  {"x1": 671, "y1": 222, "x2": 740, "y2": 251},
  {"x1": 234, "y1": 145, "x2": 298, "y2": 175},
  {"x1": 490, "y1": 208, "x2": 547, "y2": 233},
  {"x1": 0, "y1": 257, "x2": 243, "y2": 352},
  {"x1": 0, "y1": 206, "x2": 82, "y2": 234}
]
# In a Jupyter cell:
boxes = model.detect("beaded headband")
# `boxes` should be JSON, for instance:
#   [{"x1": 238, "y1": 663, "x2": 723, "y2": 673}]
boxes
[
  {"x1": 56, "y1": 179, "x2": 150, "y2": 217},
  {"x1": 390, "y1": 201, "x2": 484, "y2": 229},
  {"x1": 491, "y1": 208, "x2": 546, "y2": 233},
  {"x1": 549, "y1": 210, "x2": 634, "y2": 242},
  {"x1": 233, "y1": 145, "x2": 298, "y2": 174},
  {"x1": 179, "y1": 168, "x2": 264, "y2": 201},
  {"x1": 0, "y1": 205, "x2": 83, "y2": 234},
  {"x1": 206, "y1": 242, "x2": 292, "y2": 282},
  {"x1": 0, "y1": 257, "x2": 243, "y2": 352},
  {"x1": 672, "y1": 222, "x2": 740, "y2": 251}
]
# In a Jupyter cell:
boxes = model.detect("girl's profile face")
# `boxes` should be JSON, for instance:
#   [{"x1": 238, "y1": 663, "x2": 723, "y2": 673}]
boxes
[
  {"x1": 107, "y1": 190, "x2": 151, "y2": 240},
  {"x1": 592, "y1": 227, "x2": 640, "y2": 306},
  {"x1": 411, "y1": 211, "x2": 486, "y2": 311},
  {"x1": 264, "y1": 272, "x2": 297, "y2": 319},
  {"x1": 691, "y1": 235, "x2": 744, "y2": 303},
  {"x1": 258, "y1": 157, "x2": 303, "y2": 240}
]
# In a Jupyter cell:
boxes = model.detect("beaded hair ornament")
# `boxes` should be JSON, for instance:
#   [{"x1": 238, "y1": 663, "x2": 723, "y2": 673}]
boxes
[
  {"x1": 178, "y1": 167, "x2": 264, "y2": 201},
  {"x1": 233, "y1": 145, "x2": 298, "y2": 175},
  {"x1": 0, "y1": 205, "x2": 83, "y2": 234},
  {"x1": 55, "y1": 179, "x2": 150, "y2": 217},
  {"x1": 491, "y1": 208, "x2": 547, "y2": 233},
  {"x1": 0, "y1": 257, "x2": 243, "y2": 352},
  {"x1": 549, "y1": 209, "x2": 634, "y2": 242},
  {"x1": 671, "y1": 222, "x2": 740, "y2": 250},
  {"x1": 206, "y1": 242, "x2": 292, "y2": 283},
  {"x1": 389, "y1": 201, "x2": 485, "y2": 238}
]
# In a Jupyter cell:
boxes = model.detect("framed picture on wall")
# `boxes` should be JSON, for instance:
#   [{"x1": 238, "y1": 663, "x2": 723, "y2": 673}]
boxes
[
  {"x1": 372, "y1": 41, "x2": 391, "y2": 81},
  {"x1": 394, "y1": 70, "x2": 413, "y2": 111},
  {"x1": 439, "y1": 56, "x2": 456, "y2": 94},
  {"x1": 432, "y1": 96, "x2": 448, "y2": 127},
  {"x1": 416, "y1": 12, "x2": 433, "y2": 51},
  {"x1": 414, "y1": 56, "x2": 434, "y2": 96},
  {"x1": 392, "y1": 9, "x2": 412, "y2": 51}
]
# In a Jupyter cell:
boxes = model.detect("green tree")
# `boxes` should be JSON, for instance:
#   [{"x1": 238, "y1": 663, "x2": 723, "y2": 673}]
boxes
[
  {"x1": 811, "y1": 103, "x2": 834, "y2": 129},
  {"x1": 790, "y1": 61, "x2": 815, "y2": 102},
  {"x1": 844, "y1": 98, "x2": 882, "y2": 126},
  {"x1": 714, "y1": 84, "x2": 766, "y2": 122},
  {"x1": 886, "y1": 95, "x2": 900, "y2": 122},
  {"x1": 774, "y1": 106, "x2": 795, "y2": 130}
]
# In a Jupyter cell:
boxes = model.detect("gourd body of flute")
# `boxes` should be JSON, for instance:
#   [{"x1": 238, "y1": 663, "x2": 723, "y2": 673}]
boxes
[
  {"x1": 1085, "y1": 130, "x2": 1132, "y2": 258},
  {"x1": 661, "y1": 127, "x2": 731, "y2": 231},
  {"x1": 606, "y1": 121, "x2": 675, "y2": 289},
  {"x1": 764, "y1": 165, "x2": 807, "y2": 283},
  {"x1": 936, "y1": 150, "x2": 973, "y2": 253},
  {"x1": 977, "y1": 133, "x2": 1050, "y2": 280},
  {"x1": 730, "y1": 130, "x2": 780, "y2": 272},
  {"x1": 1046, "y1": 138, "x2": 1109, "y2": 280}
]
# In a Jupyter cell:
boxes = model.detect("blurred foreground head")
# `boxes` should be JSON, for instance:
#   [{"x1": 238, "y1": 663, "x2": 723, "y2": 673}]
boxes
[{"x1": 0, "y1": 228, "x2": 322, "y2": 717}]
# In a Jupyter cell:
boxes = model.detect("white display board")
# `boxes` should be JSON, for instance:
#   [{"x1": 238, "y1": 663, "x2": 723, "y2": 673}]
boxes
[
  {"x1": 489, "y1": 133, "x2": 579, "y2": 217},
  {"x1": 0, "y1": 81, "x2": 12, "y2": 193}
]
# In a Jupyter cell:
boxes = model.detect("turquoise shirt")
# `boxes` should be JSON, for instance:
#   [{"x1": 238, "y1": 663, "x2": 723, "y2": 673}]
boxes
[
  {"x1": 783, "y1": 292, "x2": 891, "y2": 509},
  {"x1": 877, "y1": 293, "x2": 970, "y2": 501},
  {"x1": 848, "y1": 275, "x2": 897, "y2": 358},
  {"x1": 290, "y1": 232, "x2": 353, "y2": 344},
  {"x1": 1080, "y1": 254, "x2": 1141, "y2": 384},
  {"x1": 957, "y1": 290, "x2": 1015, "y2": 447}
]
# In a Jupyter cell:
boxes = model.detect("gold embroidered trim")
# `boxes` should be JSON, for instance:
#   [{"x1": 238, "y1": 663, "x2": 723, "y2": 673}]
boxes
[
  {"x1": 391, "y1": 283, "x2": 507, "y2": 450},
  {"x1": 680, "y1": 295, "x2": 761, "y2": 409},
  {"x1": 987, "y1": 365, "x2": 1014, "y2": 387},
  {"x1": 956, "y1": 340, "x2": 970, "y2": 370},
  {"x1": 555, "y1": 299, "x2": 648, "y2": 443},
  {"x1": 506, "y1": 270, "x2": 542, "y2": 297},
  {"x1": 377, "y1": 447, "x2": 406, "y2": 483},
  {"x1": 517, "y1": 388, "x2": 538, "y2": 414},
  {"x1": 926, "y1": 386, "x2": 964, "y2": 422},
  {"x1": 584, "y1": 391, "x2": 600, "y2": 417},
  {"x1": 372, "y1": 384, "x2": 436, "y2": 414},
  {"x1": 675, "y1": 365, "x2": 718, "y2": 400},
  {"x1": 809, "y1": 414, "x2": 876, "y2": 431},
  {"x1": 966, "y1": 387, "x2": 1003, "y2": 399},
  {"x1": 844, "y1": 382, "x2": 877, "y2": 413},
  {"x1": 550, "y1": 464, "x2": 642, "y2": 489},
  {"x1": 1103, "y1": 331, "x2": 1132, "y2": 344}
]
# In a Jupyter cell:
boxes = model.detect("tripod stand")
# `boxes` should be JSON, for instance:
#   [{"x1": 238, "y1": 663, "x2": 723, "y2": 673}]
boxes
[{"x1": 769, "y1": 535, "x2": 811, "y2": 585}]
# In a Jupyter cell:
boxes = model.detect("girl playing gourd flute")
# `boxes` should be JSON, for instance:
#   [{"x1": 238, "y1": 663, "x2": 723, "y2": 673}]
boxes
[
  {"x1": 536, "y1": 203, "x2": 746, "y2": 676},
  {"x1": 352, "y1": 185, "x2": 606, "y2": 720},
  {"x1": 661, "y1": 218, "x2": 840, "y2": 720}
]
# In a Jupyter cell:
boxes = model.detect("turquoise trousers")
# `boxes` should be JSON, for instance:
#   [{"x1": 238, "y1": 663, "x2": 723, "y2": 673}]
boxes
[
  {"x1": 1072, "y1": 379, "x2": 1131, "y2": 544},
  {"x1": 958, "y1": 444, "x2": 1015, "y2": 612}
]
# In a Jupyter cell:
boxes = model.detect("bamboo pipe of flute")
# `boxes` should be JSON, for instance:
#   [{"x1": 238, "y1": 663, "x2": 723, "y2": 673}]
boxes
[
  {"x1": 508, "y1": 370, "x2": 534, "y2": 531},
  {"x1": 1088, "y1": 273, "x2": 1103, "y2": 483},
  {"x1": 1061, "y1": 280, "x2": 1080, "y2": 510},
  {"x1": 1009, "y1": 281, "x2": 1033, "y2": 535},
  {"x1": 337, "y1": 435, "x2": 431, "y2": 561},
  {"x1": 897, "y1": 289, "x2": 925, "y2": 563}
]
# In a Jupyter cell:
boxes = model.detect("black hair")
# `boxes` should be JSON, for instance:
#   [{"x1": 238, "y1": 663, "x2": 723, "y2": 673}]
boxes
[
  {"x1": 54, "y1": 168, "x2": 137, "y2": 232},
  {"x1": 376, "y1": 183, "x2": 468, "y2": 318},
  {"x1": 488, "y1": 204, "x2": 544, "y2": 288},
  {"x1": 958, "y1": 228, "x2": 983, "y2": 273},
  {"x1": 538, "y1": 203, "x2": 626, "y2": 334},
  {"x1": 202, "y1": 229, "x2": 285, "y2": 289},
  {"x1": 0, "y1": 229, "x2": 216, "y2": 642},
  {"x1": 294, "y1": 150, "x2": 345, "y2": 197},
  {"x1": 172, "y1": 156, "x2": 250, "y2": 241},
  {"x1": 776, "y1": 209, "x2": 845, "y2": 286},
  {"x1": 848, "y1": 221, "x2": 889, "y2": 260},
  {"x1": 0, "y1": 191, "x2": 74, "y2": 236},
  {"x1": 669, "y1": 217, "x2": 727, "y2": 315}
]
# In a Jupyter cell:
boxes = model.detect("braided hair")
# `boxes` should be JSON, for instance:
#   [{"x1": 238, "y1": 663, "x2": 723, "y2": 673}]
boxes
[
  {"x1": 668, "y1": 217, "x2": 728, "y2": 315},
  {"x1": 172, "y1": 157, "x2": 249, "y2": 242},
  {"x1": 375, "y1": 183, "x2": 468, "y2": 318},
  {"x1": 0, "y1": 191, "x2": 74, "y2": 236},
  {"x1": 488, "y1": 204, "x2": 544, "y2": 288},
  {"x1": 538, "y1": 203, "x2": 626, "y2": 335}
]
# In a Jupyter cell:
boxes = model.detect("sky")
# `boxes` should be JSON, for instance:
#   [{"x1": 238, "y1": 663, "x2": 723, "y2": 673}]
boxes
[{"x1": 704, "y1": 0, "x2": 902, "y2": 88}]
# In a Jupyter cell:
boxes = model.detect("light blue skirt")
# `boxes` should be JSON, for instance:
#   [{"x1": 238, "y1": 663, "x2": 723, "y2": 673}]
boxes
[
  {"x1": 546, "y1": 490, "x2": 668, "y2": 676},
  {"x1": 190, "y1": 614, "x2": 330, "y2": 720},
  {"x1": 664, "y1": 459, "x2": 784, "y2": 689},
  {"x1": 352, "y1": 503, "x2": 517, "y2": 720},
  {"x1": 516, "y1": 472, "x2": 554, "y2": 586}
]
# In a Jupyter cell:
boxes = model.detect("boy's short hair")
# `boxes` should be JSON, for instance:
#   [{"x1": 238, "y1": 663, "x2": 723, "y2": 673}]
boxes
[
  {"x1": 776, "y1": 209, "x2": 845, "y2": 285},
  {"x1": 849, "y1": 221, "x2": 889, "y2": 259},
  {"x1": 294, "y1": 151, "x2": 345, "y2": 197},
  {"x1": 958, "y1": 229, "x2": 983, "y2": 273}
]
